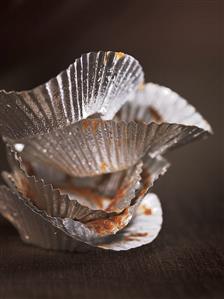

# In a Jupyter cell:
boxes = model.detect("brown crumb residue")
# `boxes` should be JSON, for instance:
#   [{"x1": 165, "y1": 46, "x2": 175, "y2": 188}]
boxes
[
  {"x1": 86, "y1": 208, "x2": 129, "y2": 236},
  {"x1": 138, "y1": 82, "x2": 145, "y2": 91},
  {"x1": 91, "y1": 119, "x2": 100, "y2": 134},
  {"x1": 104, "y1": 51, "x2": 124, "y2": 65},
  {"x1": 148, "y1": 106, "x2": 163, "y2": 123},
  {"x1": 81, "y1": 119, "x2": 100, "y2": 134},
  {"x1": 100, "y1": 162, "x2": 108, "y2": 173},
  {"x1": 115, "y1": 52, "x2": 125, "y2": 60},
  {"x1": 143, "y1": 206, "x2": 152, "y2": 215},
  {"x1": 106, "y1": 182, "x2": 130, "y2": 211},
  {"x1": 82, "y1": 119, "x2": 90, "y2": 130},
  {"x1": 124, "y1": 232, "x2": 148, "y2": 241}
]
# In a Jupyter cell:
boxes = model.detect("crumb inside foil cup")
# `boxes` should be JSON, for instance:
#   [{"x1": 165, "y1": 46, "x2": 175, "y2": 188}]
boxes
[{"x1": 0, "y1": 51, "x2": 212, "y2": 252}]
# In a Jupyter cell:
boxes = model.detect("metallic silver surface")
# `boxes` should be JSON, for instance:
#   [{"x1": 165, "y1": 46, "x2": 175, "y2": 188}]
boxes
[
  {"x1": 0, "y1": 51, "x2": 143, "y2": 140},
  {"x1": 117, "y1": 82, "x2": 212, "y2": 132},
  {"x1": 0, "y1": 51, "x2": 212, "y2": 252},
  {"x1": 0, "y1": 155, "x2": 168, "y2": 249},
  {"x1": 5, "y1": 148, "x2": 116, "y2": 220},
  {"x1": 0, "y1": 186, "x2": 163, "y2": 251},
  {"x1": 7, "y1": 147, "x2": 144, "y2": 214},
  {"x1": 0, "y1": 186, "x2": 90, "y2": 252},
  {"x1": 19, "y1": 119, "x2": 207, "y2": 177},
  {"x1": 97, "y1": 193, "x2": 162, "y2": 251}
]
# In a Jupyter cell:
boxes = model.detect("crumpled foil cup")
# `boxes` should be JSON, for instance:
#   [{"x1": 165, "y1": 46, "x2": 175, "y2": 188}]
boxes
[{"x1": 0, "y1": 51, "x2": 212, "y2": 251}]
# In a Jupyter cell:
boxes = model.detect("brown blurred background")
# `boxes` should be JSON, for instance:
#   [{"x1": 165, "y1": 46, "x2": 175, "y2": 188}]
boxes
[{"x1": 0, "y1": 1, "x2": 223, "y2": 298}]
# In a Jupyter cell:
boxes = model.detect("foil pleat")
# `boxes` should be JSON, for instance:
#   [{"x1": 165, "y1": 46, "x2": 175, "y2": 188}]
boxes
[
  {"x1": 0, "y1": 51, "x2": 143, "y2": 140},
  {"x1": 19, "y1": 119, "x2": 206, "y2": 177},
  {"x1": 117, "y1": 82, "x2": 212, "y2": 132}
]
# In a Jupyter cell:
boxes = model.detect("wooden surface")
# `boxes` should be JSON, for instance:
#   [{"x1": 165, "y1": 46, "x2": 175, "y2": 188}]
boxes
[{"x1": 0, "y1": 1, "x2": 223, "y2": 298}]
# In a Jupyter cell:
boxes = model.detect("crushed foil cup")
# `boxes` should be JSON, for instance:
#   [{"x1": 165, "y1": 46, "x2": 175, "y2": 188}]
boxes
[
  {"x1": 0, "y1": 51, "x2": 143, "y2": 141},
  {"x1": 0, "y1": 50, "x2": 212, "y2": 252}
]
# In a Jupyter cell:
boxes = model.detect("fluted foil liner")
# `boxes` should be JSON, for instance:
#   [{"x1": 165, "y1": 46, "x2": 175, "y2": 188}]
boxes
[
  {"x1": 0, "y1": 186, "x2": 163, "y2": 251},
  {"x1": 16, "y1": 159, "x2": 142, "y2": 211},
  {"x1": 97, "y1": 193, "x2": 162, "y2": 251},
  {"x1": 6, "y1": 152, "x2": 169, "y2": 218},
  {"x1": 3, "y1": 171, "x2": 117, "y2": 222},
  {"x1": 10, "y1": 150, "x2": 139, "y2": 199},
  {"x1": 7, "y1": 147, "x2": 143, "y2": 214},
  {"x1": 0, "y1": 51, "x2": 143, "y2": 140},
  {"x1": 0, "y1": 183, "x2": 135, "y2": 243},
  {"x1": 15, "y1": 150, "x2": 167, "y2": 214},
  {"x1": 19, "y1": 118, "x2": 206, "y2": 177},
  {"x1": 117, "y1": 82, "x2": 212, "y2": 133}
]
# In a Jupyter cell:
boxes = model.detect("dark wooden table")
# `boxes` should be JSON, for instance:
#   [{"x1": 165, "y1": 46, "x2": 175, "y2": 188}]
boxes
[{"x1": 0, "y1": 1, "x2": 223, "y2": 298}]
